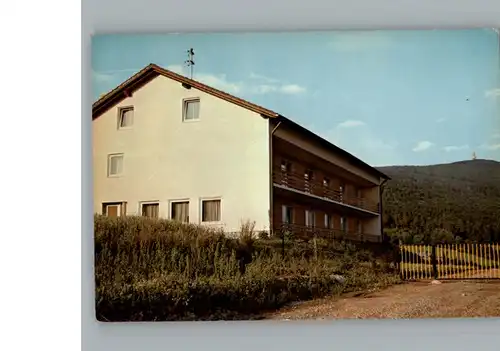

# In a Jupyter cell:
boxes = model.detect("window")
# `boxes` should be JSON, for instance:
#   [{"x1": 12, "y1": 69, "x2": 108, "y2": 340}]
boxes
[
  {"x1": 355, "y1": 187, "x2": 362, "y2": 198},
  {"x1": 304, "y1": 169, "x2": 314, "y2": 180},
  {"x1": 102, "y1": 202, "x2": 126, "y2": 217},
  {"x1": 171, "y1": 201, "x2": 189, "y2": 223},
  {"x1": 281, "y1": 205, "x2": 293, "y2": 224},
  {"x1": 339, "y1": 182, "x2": 345, "y2": 201},
  {"x1": 183, "y1": 98, "x2": 200, "y2": 121},
  {"x1": 340, "y1": 216, "x2": 347, "y2": 232},
  {"x1": 280, "y1": 160, "x2": 292, "y2": 186},
  {"x1": 118, "y1": 106, "x2": 134, "y2": 129},
  {"x1": 141, "y1": 202, "x2": 159, "y2": 218},
  {"x1": 107, "y1": 154, "x2": 124, "y2": 177},
  {"x1": 280, "y1": 159, "x2": 292, "y2": 173},
  {"x1": 305, "y1": 210, "x2": 316, "y2": 228},
  {"x1": 357, "y1": 220, "x2": 363, "y2": 234},
  {"x1": 324, "y1": 214, "x2": 333, "y2": 229},
  {"x1": 323, "y1": 177, "x2": 330, "y2": 197},
  {"x1": 202, "y1": 199, "x2": 221, "y2": 222},
  {"x1": 323, "y1": 177, "x2": 330, "y2": 188},
  {"x1": 304, "y1": 169, "x2": 314, "y2": 193}
]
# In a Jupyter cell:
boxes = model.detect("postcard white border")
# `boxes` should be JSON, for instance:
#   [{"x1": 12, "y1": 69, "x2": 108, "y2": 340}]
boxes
[{"x1": 3, "y1": 0, "x2": 499, "y2": 350}]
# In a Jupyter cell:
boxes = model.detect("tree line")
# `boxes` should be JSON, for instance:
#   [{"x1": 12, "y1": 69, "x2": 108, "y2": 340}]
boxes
[{"x1": 378, "y1": 160, "x2": 500, "y2": 244}]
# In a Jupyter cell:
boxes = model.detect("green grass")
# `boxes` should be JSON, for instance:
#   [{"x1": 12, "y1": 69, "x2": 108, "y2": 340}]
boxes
[{"x1": 94, "y1": 215, "x2": 400, "y2": 321}]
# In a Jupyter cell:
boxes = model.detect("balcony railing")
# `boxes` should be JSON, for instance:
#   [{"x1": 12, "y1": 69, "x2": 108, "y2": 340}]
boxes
[
  {"x1": 275, "y1": 222, "x2": 382, "y2": 243},
  {"x1": 272, "y1": 167, "x2": 379, "y2": 213}
]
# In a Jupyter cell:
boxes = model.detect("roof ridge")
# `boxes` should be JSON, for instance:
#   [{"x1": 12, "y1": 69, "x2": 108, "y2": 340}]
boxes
[
  {"x1": 92, "y1": 63, "x2": 279, "y2": 118},
  {"x1": 91, "y1": 63, "x2": 389, "y2": 180}
]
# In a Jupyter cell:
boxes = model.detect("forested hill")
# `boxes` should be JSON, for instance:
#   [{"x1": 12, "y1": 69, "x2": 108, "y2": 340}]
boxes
[{"x1": 377, "y1": 159, "x2": 500, "y2": 244}]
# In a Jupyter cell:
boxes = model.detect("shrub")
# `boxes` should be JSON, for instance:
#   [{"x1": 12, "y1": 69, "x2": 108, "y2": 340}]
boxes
[{"x1": 94, "y1": 215, "x2": 399, "y2": 321}]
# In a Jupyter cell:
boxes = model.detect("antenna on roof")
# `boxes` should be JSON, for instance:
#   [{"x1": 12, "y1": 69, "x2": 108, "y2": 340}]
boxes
[{"x1": 184, "y1": 48, "x2": 195, "y2": 79}]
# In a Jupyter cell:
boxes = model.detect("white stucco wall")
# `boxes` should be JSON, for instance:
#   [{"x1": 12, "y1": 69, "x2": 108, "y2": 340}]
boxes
[{"x1": 93, "y1": 75, "x2": 271, "y2": 232}]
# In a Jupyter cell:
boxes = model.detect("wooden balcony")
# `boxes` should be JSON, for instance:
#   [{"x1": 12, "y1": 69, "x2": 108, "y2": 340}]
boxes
[
  {"x1": 275, "y1": 222, "x2": 382, "y2": 243},
  {"x1": 272, "y1": 167, "x2": 380, "y2": 214}
]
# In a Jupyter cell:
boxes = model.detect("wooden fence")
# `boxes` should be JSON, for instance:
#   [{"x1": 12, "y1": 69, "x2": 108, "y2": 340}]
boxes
[{"x1": 399, "y1": 243, "x2": 500, "y2": 280}]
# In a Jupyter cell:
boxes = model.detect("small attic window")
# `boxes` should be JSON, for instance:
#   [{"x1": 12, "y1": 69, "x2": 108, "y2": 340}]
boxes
[
  {"x1": 118, "y1": 106, "x2": 134, "y2": 129},
  {"x1": 183, "y1": 99, "x2": 200, "y2": 121}
]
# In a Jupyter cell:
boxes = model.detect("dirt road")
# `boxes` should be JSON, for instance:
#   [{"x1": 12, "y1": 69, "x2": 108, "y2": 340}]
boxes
[
  {"x1": 266, "y1": 280, "x2": 500, "y2": 320},
  {"x1": 444, "y1": 268, "x2": 500, "y2": 279}
]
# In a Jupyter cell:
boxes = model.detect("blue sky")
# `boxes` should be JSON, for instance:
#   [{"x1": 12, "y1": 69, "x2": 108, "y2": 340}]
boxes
[{"x1": 92, "y1": 29, "x2": 500, "y2": 166}]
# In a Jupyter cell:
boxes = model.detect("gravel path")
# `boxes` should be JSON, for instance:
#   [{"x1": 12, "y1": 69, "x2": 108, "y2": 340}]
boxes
[{"x1": 265, "y1": 280, "x2": 500, "y2": 320}]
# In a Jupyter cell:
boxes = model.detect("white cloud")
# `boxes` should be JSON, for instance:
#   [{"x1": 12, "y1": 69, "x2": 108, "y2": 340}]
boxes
[
  {"x1": 279, "y1": 84, "x2": 306, "y2": 95},
  {"x1": 167, "y1": 65, "x2": 244, "y2": 94},
  {"x1": 165, "y1": 64, "x2": 185, "y2": 74},
  {"x1": 443, "y1": 144, "x2": 469, "y2": 152},
  {"x1": 92, "y1": 69, "x2": 142, "y2": 100},
  {"x1": 249, "y1": 72, "x2": 306, "y2": 94},
  {"x1": 167, "y1": 65, "x2": 306, "y2": 96},
  {"x1": 337, "y1": 120, "x2": 365, "y2": 128},
  {"x1": 491, "y1": 132, "x2": 500, "y2": 140},
  {"x1": 485, "y1": 88, "x2": 500, "y2": 98},
  {"x1": 328, "y1": 31, "x2": 393, "y2": 52},
  {"x1": 251, "y1": 84, "x2": 306, "y2": 95},
  {"x1": 196, "y1": 73, "x2": 244, "y2": 94},
  {"x1": 253, "y1": 84, "x2": 277, "y2": 94},
  {"x1": 92, "y1": 71, "x2": 114, "y2": 83},
  {"x1": 93, "y1": 65, "x2": 307, "y2": 98},
  {"x1": 436, "y1": 117, "x2": 447, "y2": 123},
  {"x1": 249, "y1": 72, "x2": 279, "y2": 83},
  {"x1": 479, "y1": 143, "x2": 500, "y2": 151},
  {"x1": 92, "y1": 67, "x2": 156, "y2": 99},
  {"x1": 92, "y1": 68, "x2": 143, "y2": 83},
  {"x1": 412, "y1": 141, "x2": 434, "y2": 152},
  {"x1": 310, "y1": 121, "x2": 400, "y2": 166}
]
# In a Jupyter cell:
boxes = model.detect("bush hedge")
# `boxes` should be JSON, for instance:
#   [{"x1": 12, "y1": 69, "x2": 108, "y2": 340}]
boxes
[{"x1": 94, "y1": 215, "x2": 400, "y2": 321}]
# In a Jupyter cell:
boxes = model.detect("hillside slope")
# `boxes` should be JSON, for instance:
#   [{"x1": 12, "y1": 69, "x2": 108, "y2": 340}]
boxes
[{"x1": 377, "y1": 159, "x2": 500, "y2": 244}]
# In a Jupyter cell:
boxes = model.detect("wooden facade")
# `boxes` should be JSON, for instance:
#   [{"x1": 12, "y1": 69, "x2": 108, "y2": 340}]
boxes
[{"x1": 271, "y1": 136, "x2": 383, "y2": 242}]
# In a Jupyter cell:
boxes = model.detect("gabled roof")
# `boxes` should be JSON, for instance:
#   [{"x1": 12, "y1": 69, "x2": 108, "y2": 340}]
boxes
[
  {"x1": 92, "y1": 63, "x2": 390, "y2": 181},
  {"x1": 92, "y1": 63, "x2": 279, "y2": 119}
]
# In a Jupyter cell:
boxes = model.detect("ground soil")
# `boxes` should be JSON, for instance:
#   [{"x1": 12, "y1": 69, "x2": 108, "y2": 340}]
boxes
[{"x1": 265, "y1": 279, "x2": 500, "y2": 320}]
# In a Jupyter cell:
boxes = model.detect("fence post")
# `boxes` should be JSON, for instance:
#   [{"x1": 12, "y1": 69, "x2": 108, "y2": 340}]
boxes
[
  {"x1": 431, "y1": 244, "x2": 438, "y2": 279},
  {"x1": 313, "y1": 231, "x2": 318, "y2": 260},
  {"x1": 397, "y1": 241, "x2": 402, "y2": 280},
  {"x1": 281, "y1": 226, "x2": 285, "y2": 259}
]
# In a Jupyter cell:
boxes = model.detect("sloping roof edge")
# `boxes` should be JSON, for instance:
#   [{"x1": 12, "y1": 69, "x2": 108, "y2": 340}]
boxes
[
  {"x1": 92, "y1": 63, "x2": 279, "y2": 119},
  {"x1": 278, "y1": 116, "x2": 391, "y2": 181},
  {"x1": 92, "y1": 63, "x2": 390, "y2": 181}
]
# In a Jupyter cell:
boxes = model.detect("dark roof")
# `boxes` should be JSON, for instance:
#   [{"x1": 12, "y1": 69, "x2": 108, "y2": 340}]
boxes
[
  {"x1": 277, "y1": 116, "x2": 391, "y2": 180},
  {"x1": 92, "y1": 63, "x2": 390, "y2": 180}
]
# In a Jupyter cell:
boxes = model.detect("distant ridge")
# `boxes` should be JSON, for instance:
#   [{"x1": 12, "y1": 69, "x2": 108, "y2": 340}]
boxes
[{"x1": 377, "y1": 159, "x2": 500, "y2": 243}]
